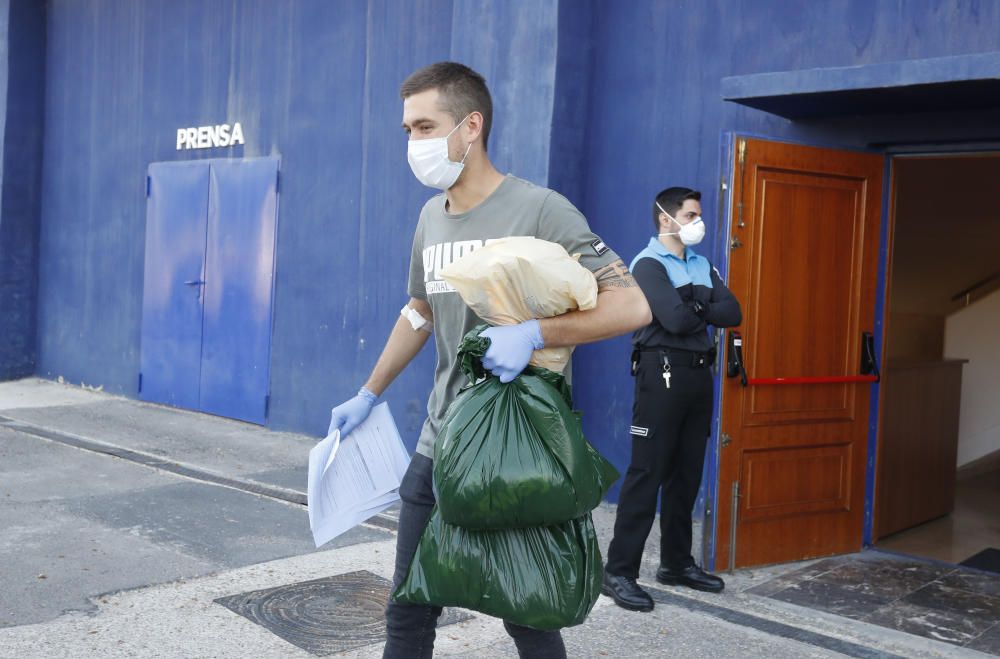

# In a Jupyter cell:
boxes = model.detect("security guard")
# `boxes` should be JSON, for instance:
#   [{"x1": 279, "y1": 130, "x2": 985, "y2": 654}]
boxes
[{"x1": 602, "y1": 187, "x2": 742, "y2": 612}]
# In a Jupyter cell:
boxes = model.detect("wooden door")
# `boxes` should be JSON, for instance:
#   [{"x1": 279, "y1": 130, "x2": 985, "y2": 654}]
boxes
[
  {"x1": 876, "y1": 360, "x2": 965, "y2": 538},
  {"x1": 717, "y1": 138, "x2": 883, "y2": 569}
]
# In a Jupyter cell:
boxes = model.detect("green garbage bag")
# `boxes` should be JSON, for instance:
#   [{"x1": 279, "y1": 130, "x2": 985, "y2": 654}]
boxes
[
  {"x1": 392, "y1": 507, "x2": 603, "y2": 631},
  {"x1": 433, "y1": 326, "x2": 619, "y2": 530}
]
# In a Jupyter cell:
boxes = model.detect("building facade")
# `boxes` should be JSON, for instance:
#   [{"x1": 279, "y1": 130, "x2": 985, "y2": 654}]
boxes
[{"x1": 3, "y1": 0, "x2": 999, "y2": 569}]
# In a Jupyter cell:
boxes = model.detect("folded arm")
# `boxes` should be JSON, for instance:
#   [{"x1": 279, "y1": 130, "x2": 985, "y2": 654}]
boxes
[
  {"x1": 632, "y1": 258, "x2": 705, "y2": 334},
  {"x1": 702, "y1": 268, "x2": 742, "y2": 328}
]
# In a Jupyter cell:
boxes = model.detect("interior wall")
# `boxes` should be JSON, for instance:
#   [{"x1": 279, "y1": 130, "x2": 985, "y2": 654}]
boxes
[
  {"x1": 886, "y1": 314, "x2": 943, "y2": 361},
  {"x1": 888, "y1": 155, "x2": 1000, "y2": 361},
  {"x1": 889, "y1": 155, "x2": 1000, "y2": 468},
  {"x1": 944, "y1": 287, "x2": 1000, "y2": 467}
]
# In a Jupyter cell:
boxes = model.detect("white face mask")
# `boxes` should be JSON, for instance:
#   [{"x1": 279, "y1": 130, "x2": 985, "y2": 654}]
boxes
[
  {"x1": 407, "y1": 114, "x2": 473, "y2": 190},
  {"x1": 657, "y1": 201, "x2": 706, "y2": 246}
]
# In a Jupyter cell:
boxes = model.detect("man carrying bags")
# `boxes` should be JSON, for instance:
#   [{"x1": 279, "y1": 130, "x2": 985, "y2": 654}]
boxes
[{"x1": 328, "y1": 62, "x2": 650, "y2": 657}]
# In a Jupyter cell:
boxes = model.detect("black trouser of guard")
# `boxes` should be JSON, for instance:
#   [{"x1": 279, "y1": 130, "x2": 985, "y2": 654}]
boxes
[
  {"x1": 383, "y1": 453, "x2": 567, "y2": 659},
  {"x1": 606, "y1": 350, "x2": 714, "y2": 578}
]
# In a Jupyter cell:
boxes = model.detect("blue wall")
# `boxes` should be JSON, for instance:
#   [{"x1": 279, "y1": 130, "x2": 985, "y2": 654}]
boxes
[
  {"x1": 0, "y1": 0, "x2": 44, "y2": 380},
  {"x1": 36, "y1": 0, "x2": 564, "y2": 450},
  {"x1": 33, "y1": 0, "x2": 1000, "y2": 470}
]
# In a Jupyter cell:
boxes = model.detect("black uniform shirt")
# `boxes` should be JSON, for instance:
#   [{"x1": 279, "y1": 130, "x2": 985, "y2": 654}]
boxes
[{"x1": 630, "y1": 237, "x2": 742, "y2": 352}]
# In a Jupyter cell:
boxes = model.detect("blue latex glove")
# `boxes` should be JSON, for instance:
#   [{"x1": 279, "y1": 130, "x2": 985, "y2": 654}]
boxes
[
  {"x1": 328, "y1": 387, "x2": 377, "y2": 437},
  {"x1": 481, "y1": 320, "x2": 545, "y2": 384}
]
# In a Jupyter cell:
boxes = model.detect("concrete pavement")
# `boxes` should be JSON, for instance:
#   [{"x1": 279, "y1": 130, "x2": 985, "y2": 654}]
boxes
[{"x1": 0, "y1": 378, "x2": 988, "y2": 658}]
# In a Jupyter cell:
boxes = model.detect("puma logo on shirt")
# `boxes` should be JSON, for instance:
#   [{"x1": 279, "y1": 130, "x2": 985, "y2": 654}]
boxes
[
  {"x1": 422, "y1": 240, "x2": 483, "y2": 294},
  {"x1": 421, "y1": 237, "x2": 528, "y2": 295}
]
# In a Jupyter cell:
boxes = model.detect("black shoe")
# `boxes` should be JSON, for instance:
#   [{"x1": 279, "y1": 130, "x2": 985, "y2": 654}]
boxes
[
  {"x1": 655, "y1": 564, "x2": 725, "y2": 593},
  {"x1": 601, "y1": 570, "x2": 654, "y2": 612}
]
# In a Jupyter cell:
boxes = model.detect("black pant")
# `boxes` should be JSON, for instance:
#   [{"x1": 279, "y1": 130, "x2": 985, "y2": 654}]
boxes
[
  {"x1": 605, "y1": 352, "x2": 713, "y2": 577},
  {"x1": 383, "y1": 453, "x2": 567, "y2": 658}
]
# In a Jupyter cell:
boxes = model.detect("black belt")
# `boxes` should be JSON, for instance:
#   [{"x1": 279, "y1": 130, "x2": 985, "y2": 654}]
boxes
[{"x1": 631, "y1": 347, "x2": 716, "y2": 374}]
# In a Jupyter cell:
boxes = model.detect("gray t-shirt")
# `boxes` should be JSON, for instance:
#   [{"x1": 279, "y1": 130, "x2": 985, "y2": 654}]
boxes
[{"x1": 407, "y1": 175, "x2": 620, "y2": 457}]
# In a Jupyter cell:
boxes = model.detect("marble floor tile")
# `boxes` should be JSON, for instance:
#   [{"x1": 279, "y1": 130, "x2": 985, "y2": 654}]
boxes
[
  {"x1": 743, "y1": 576, "x2": 798, "y2": 597},
  {"x1": 865, "y1": 600, "x2": 995, "y2": 646},
  {"x1": 766, "y1": 578, "x2": 891, "y2": 620},
  {"x1": 966, "y1": 622, "x2": 1000, "y2": 655},
  {"x1": 903, "y1": 582, "x2": 1000, "y2": 625},
  {"x1": 744, "y1": 556, "x2": 849, "y2": 597},
  {"x1": 782, "y1": 555, "x2": 850, "y2": 578},
  {"x1": 749, "y1": 548, "x2": 1000, "y2": 651},
  {"x1": 936, "y1": 568, "x2": 1000, "y2": 600},
  {"x1": 813, "y1": 556, "x2": 951, "y2": 600}
]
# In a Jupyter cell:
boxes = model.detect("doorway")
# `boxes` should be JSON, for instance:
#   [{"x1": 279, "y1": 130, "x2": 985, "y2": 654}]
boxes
[
  {"x1": 875, "y1": 153, "x2": 1000, "y2": 569},
  {"x1": 139, "y1": 157, "x2": 280, "y2": 425},
  {"x1": 715, "y1": 137, "x2": 883, "y2": 569}
]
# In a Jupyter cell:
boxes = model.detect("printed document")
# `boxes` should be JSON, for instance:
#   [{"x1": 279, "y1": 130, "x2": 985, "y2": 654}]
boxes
[{"x1": 308, "y1": 402, "x2": 410, "y2": 547}]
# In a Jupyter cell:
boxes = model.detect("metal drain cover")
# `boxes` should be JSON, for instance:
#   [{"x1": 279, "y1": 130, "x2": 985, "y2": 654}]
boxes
[{"x1": 215, "y1": 570, "x2": 472, "y2": 655}]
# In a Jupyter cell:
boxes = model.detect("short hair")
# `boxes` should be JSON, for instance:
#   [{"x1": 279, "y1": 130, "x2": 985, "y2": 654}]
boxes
[
  {"x1": 652, "y1": 187, "x2": 701, "y2": 230},
  {"x1": 400, "y1": 62, "x2": 493, "y2": 151}
]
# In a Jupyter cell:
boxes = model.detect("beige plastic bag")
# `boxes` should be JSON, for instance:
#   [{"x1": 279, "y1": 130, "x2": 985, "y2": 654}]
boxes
[{"x1": 438, "y1": 236, "x2": 598, "y2": 372}]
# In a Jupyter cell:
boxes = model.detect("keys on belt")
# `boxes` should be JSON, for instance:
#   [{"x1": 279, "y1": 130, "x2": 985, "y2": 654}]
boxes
[{"x1": 632, "y1": 348, "x2": 715, "y2": 372}]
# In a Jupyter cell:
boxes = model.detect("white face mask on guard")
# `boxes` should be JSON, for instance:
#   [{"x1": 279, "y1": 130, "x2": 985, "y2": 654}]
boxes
[
  {"x1": 407, "y1": 114, "x2": 473, "y2": 190},
  {"x1": 657, "y1": 201, "x2": 706, "y2": 246}
]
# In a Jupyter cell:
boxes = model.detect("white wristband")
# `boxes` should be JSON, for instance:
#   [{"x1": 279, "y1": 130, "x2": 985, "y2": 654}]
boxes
[{"x1": 400, "y1": 304, "x2": 433, "y2": 333}]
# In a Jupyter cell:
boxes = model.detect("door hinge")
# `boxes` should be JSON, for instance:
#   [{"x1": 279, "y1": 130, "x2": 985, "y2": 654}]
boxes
[
  {"x1": 275, "y1": 170, "x2": 280, "y2": 194},
  {"x1": 737, "y1": 139, "x2": 746, "y2": 166},
  {"x1": 721, "y1": 432, "x2": 732, "y2": 448},
  {"x1": 145, "y1": 176, "x2": 151, "y2": 197},
  {"x1": 138, "y1": 372, "x2": 143, "y2": 392}
]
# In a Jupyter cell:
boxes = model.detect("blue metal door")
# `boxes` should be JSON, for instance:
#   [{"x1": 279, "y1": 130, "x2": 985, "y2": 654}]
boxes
[
  {"x1": 140, "y1": 158, "x2": 279, "y2": 424},
  {"x1": 198, "y1": 158, "x2": 279, "y2": 424},
  {"x1": 139, "y1": 162, "x2": 210, "y2": 409}
]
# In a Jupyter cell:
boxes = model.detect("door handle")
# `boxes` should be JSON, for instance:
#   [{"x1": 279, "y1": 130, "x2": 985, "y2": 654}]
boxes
[
  {"x1": 860, "y1": 331, "x2": 880, "y2": 382},
  {"x1": 727, "y1": 330, "x2": 747, "y2": 386},
  {"x1": 183, "y1": 279, "x2": 205, "y2": 286}
]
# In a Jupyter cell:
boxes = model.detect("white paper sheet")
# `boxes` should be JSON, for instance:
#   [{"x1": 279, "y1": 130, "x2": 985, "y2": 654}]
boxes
[{"x1": 308, "y1": 402, "x2": 410, "y2": 547}]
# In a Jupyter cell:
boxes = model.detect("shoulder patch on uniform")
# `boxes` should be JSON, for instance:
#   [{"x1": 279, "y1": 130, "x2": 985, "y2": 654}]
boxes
[
  {"x1": 591, "y1": 238, "x2": 609, "y2": 256},
  {"x1": 630, "y1": 425, "x2": 649, "y2": 437}
]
